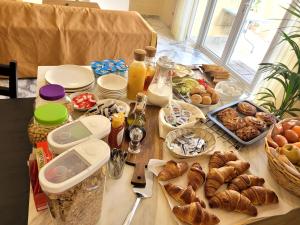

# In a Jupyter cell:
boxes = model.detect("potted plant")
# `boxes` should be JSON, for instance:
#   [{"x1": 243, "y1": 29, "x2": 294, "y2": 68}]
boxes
[{"x1": 257, "y1": 1, "x2": 300, "y2": 118}]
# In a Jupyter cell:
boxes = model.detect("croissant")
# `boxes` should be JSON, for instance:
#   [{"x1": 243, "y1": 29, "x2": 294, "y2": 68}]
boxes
[
  {"x1": 241, "y1": 186, "x2": 279, "y2": 205},
  {"x1": 228, "y1": 174, "x2": 265, "y2": 192},
  {"x1": 158, "y1": 160, "x2": 188, "y2": 181},
  {"x1": 205, "y1": 166, "x2": 238, "y2": 198},
  {"x1": 188, "y1": 163, "x2": 206, "y2": 191},
  {"x1": 173, "y1": 202, "x2": 220, "y2": 225},
  {"x1": 209, "y1": 190, "x2": 257, "y2": 216},
  {"x1": 225, "y1": 160, "x2": 250, "y2": 175},
  {"x1": 164, "y1": 183, "x2": 206, "y2": 208},
  {"x1": 209, "y1": 151, "x2": 238, "y2": 169}
]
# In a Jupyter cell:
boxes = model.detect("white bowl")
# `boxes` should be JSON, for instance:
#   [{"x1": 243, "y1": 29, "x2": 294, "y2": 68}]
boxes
[
  {"x1": 96, "y1": 99, "x2": 130, "y2": 117},
  {"x1": 97, "y1": 74, "x2": 127, "y2": 91},
  {"x1": 69, "y1": 92, "x2": 98, "y2": 111},
  {"x1": 215, "y1": 80, "x2": 244, "y2": 101}
]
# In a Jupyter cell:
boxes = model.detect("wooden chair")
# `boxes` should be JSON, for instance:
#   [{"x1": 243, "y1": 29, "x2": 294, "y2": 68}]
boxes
[{"x1": 0, "y1": 61, "x2": 18, "y2": 98}]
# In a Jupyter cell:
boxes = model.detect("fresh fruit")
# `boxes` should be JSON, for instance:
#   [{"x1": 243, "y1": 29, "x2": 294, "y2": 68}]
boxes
[
  {"x1": 292, "y1": 125, "x2": 300, "y2": 137},
  {"x1": 279, "y1": 144, "x2": 300, "y2": 165},
  {"x1": 273, "y1": 135, "x2": 288, "y2": 147},
  {"x1": 284, "y1": 129, "x2": 299, "y2": 143},
  {"x1": 282, "y1": 121, "x2": 296, "y2": 131},
  {"x1": 272, "y1": 124, "x2": 283, "y2": 136}
]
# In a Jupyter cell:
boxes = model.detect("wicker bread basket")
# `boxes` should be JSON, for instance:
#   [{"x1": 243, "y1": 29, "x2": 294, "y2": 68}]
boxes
[{"x1": 265, "y1": 117, "x2": 300, "y2": 197}]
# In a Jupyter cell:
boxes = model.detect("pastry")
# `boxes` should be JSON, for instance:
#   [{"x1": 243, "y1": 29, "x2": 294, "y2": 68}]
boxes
[
  {"x1": 190, "y1": 86, "x2": 206, "y2": 95},
  {"x1": 173, "y1": 202, "x2": 220, "y2": 225},
  {"x1": 205, "y1": 166, "x2": 238, "y2": 198},
  {"x1": 208, "y1": 151, "x2": 238, "y2": 169},
  {"x1": 209, "y1": 190, "x2": 258, "y2": 216},
  {"x1": 164, "y1": 183, "x2": 206, "y2": 208},
  {"x1": 237, "y1": 102, "x2": 257, "y2": 116},
  {"x1": 202, "y1": 96, "x2": 212, "y2": 105},
  {"x1": 191, "y1": 94, "x2": 202, "y2": 105},
  {"x1": 244, "y1": 116, "x2": 267, "y2": 131},
  {"x1": 225, "y1": 160, "x2": 250, "y2": 175},
  {"x1": 236, "y1": 126, "x2": 260, "y2": 141},
  {"x1": 228, "y1": 174, "x2": 265, "y2": 192},
  {"x1": 222, "y1": 117, "x2": 246, "y2": 131},
  {"x1": 211, "y1": 92, "x2": 219, "y2": 104},
  {"x1": 241, "y1": 186, "x2": 279, "y2": 205},
  {"x1": 255, "y1": 112, "x2": 276, "y2": 125},
  {"x1": 188, "y1": 163, "x2": 206, "y2": 191},
  {"x1": 217, "y1": 108, "x2": 238, "y2": 122},
  {"x1": 158, "y1": 160, "x2": 188, "y2": 181}
]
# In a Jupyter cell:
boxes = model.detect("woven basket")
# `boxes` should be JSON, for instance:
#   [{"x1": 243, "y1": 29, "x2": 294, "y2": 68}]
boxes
[{"x1": 265, "y1": 117, "x2": 300, "y2": 197}]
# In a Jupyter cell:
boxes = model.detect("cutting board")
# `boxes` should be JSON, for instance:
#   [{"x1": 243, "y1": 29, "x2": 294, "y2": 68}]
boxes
[{"x1": 122, "y1": 105, "x2": 163, "y2": 187}]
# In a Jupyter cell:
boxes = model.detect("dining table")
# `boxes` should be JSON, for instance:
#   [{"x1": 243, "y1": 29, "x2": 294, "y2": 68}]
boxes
[{"x1": 27, "y1": 66, "x2": 300, "y2": 225}]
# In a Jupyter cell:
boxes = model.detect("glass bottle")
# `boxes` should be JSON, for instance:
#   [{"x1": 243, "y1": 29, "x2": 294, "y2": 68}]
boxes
[
  {"x1": 126, "y1": 92, "x2": 147, "y2": 127},
  {"x1": 143, "y1": 46, "x2": 157, "y2": 91},
  {"x1": 147, "y1": 56, "x2": 175, "y2": 107},
  {"x1": 127, "y1": 49, "x2": 147, "y2": 100}
]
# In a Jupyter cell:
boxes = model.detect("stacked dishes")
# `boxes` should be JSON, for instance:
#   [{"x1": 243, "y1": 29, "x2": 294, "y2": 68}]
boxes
[
  {"x1": 45, "y1": 65, "x2": 95, "y2": 93},
  {"x1": 97, "y1": 74, "x2": 127, "y2": 99}
]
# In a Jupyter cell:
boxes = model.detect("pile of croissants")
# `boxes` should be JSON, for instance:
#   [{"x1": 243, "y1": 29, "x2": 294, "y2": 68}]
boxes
[{"x1": 157, "y1": 151, "x2": 279, "y2": 225}]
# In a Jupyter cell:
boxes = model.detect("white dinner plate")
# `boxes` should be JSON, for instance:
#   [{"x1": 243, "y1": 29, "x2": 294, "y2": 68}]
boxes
[{"x1": 45, "y1": 65, "x2": 95, "y2": 89}]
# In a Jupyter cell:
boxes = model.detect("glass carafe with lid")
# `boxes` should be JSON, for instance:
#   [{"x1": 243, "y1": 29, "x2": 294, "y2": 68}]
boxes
[{"x1": 147, "y1": 56, "x2": 174, "y2": 107}]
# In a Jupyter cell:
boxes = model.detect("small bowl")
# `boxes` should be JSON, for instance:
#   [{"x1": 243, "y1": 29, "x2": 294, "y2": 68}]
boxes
[
  {"x1": 165, "y1": 128, "x2": 216, "y2": 158},
  {"x1": 70, "y1": 92, "x2": 98, "y2": 111},
  {"x1": 215, "y1": 80, "x2": 244, "y2": 101},
  {"x1": 96, "y1": 99, "x2": 130, "y2": 117},
  {"x1": 97, "y1": 74, "x2": 127, "y2": 91}
]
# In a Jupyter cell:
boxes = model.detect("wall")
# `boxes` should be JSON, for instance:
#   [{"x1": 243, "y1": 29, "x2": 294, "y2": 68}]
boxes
[{"x1": 160, "y1": 0, "x2": 177, "y2": 27}]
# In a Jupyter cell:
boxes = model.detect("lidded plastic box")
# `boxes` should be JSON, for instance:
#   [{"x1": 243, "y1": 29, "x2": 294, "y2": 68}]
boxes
[{"x1": 39, "y1": 138, "x2": 110, "y2": 225}]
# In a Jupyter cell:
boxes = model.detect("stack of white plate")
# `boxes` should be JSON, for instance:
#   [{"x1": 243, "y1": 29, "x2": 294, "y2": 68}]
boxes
[
  {"x1": 97, "y1": 74, "x2": 127, "y2": 99},
  {"x1": 45, "y1": 65, "x2": 95, "y2": 93}
]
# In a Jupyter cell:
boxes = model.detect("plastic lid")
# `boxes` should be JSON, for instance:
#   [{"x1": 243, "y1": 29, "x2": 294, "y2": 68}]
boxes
[
  {"x1": 111, "y1": 113, "x2": 125, "y2": 128},
  {"x1": 39, "y1": 138, "x2": 110, "y2": 193},
  {"x1": 39, "y1": 84, "x2": 65, "y2": 101},
  {"x1": 34, "y1": 103, "x2": 68, "y2": 125}
]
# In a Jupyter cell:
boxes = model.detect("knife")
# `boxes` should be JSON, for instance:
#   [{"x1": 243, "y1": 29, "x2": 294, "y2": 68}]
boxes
[{"x1": 122, "y1": 169, "x2": 154, "y2": 225}]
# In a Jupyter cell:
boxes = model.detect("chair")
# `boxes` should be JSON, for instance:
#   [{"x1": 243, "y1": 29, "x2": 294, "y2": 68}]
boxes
[{"x1": 0, "y1": 61, "x2": 18, "y2": 98}]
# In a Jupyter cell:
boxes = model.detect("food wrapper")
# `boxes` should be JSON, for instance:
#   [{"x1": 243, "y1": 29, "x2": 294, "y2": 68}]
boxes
[
  {"x1": 148, "y1": 146, "x2": 296, "y2": 225},
  {"x1": 91, "y1": 59, "x2": 128, "y2": 76}
]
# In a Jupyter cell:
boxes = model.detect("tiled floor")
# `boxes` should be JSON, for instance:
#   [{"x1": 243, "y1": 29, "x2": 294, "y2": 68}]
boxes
[{"x1": 2, "y1": 16, "x2": 212, "y2": 98}]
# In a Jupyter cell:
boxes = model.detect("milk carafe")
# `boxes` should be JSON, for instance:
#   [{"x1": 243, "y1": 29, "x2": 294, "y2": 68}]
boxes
[{"x1": 147, "y1": 56, "x2": 174, "y2": 107}]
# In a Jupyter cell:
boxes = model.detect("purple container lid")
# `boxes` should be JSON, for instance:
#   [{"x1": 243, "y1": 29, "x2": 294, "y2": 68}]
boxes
[{"x1": 39, "y1": 84, "x2": 65, "y2": 101}]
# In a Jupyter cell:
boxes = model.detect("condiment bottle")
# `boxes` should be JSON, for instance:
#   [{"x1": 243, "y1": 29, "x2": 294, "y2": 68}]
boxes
[
  {"x1": 143, "y1": 46, "x2": 157, "y2": 91},
  {"x1": 127, "y1": 92, "x2": 147, "y2": 127},
  {"x1": 147, "y1": 56, "x2": 174, "y2": 107},
  {"x1": 108, "y1": 113, "x2": 125, "y2": 149},
  {"x1": 127, "y1": 49, "x2": 147, "y2": 100}
]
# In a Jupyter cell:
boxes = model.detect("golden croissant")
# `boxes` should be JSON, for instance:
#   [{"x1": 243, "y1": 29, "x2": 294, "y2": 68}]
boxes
[
  {"x1": 209, "y1": 190, "x2": 257, "y2": 216},
  {"x1": 173, "y1": 202, "x2": 220, "y2": 225},
  {"x1": 228, "y1": 174, "x2": 265, "y2": 192},
  {"x1": 188, "y1": 163, "x2": 206, "y2": 191},
  {"x1": 164, "y1": 183, "x2": 206, "y2": 208},
  {"x1": 208, "y1": 151, "x2": 238, "y2": 169},
  {"x1": 225, "y1": 160, "x2": 250, "y2": 175},
  {"x1": 158, "y1": 160, "x2": 188, "y2": 181},
  {"x1": 241, "y1": 186, "x2": 279, "y2": 205}
]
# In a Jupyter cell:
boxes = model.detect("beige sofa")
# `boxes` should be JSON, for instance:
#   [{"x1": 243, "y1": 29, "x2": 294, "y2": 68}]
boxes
[{"x1": 0, "y1": 1, "x2": 157, "y2": 78}]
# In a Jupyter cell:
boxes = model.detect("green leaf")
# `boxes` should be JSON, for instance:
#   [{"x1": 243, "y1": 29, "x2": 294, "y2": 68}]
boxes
[{"x1": 289, "y1": 108, "x2": 300, "y2": 112}]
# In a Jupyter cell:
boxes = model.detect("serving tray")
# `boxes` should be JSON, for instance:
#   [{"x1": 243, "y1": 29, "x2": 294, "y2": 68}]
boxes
[{"x1": 207, "y1": 100, "x2": 272, "y2": 146}]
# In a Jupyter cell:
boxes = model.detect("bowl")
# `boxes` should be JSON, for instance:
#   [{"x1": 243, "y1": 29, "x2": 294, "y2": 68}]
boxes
[
  {"x1": 165, "y1": 128, "x2": 216, "y2": 158},
  {"x1": 96, "y1": 99, "x2": 130, "y2": 117},
  {"x1": 215, "y1": 80, "x2": 244, "y2": 101},
  {"x1": 70, "y1": 92, "x2": 98, "y2": 111},
  {"x1": 97, "y1": 74, "x2": 127, "y2": 91}
]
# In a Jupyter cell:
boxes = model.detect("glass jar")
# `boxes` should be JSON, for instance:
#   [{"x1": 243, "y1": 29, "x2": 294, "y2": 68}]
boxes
[
  {"x1": 36, "y1": 84, "x2": 72, "y2": 112},
  {"x1": 147, "y1": 56, "x2": 175, "y2": 107},
  {"x1": 143, "y1": 46, "x2": 157, "y2": 91},
  {"x1": 28, "y1": 103, "x2": 69, "y2": 145}
]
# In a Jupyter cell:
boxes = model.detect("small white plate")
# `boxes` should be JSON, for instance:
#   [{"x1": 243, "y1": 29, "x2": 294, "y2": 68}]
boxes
[
  {"x1": 70, "y1": 92, "x2": 98, "y2": 111},
  {"x1": 45, "y1": 65, "x2": 95, "y2": 89},
  {"x1": 97, "y1": 74, "x2": 127, "y2": 91},
  {"x1": 96, "y1": 99, "x2": 130, "y2": 116}
]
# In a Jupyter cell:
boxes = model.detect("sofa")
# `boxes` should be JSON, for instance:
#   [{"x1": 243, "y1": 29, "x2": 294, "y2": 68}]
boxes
[{"x1": 0, "y1": 1, "x2": 157, "y2": 78}]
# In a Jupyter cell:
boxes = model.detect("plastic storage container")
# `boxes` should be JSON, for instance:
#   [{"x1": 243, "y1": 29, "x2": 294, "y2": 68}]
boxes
[
  {"x1": 39, "y1": 139, "x2": 110, "y2": 225},
  {"x1": 28, "y1": 103, "x2": 69, "y2": 145}
]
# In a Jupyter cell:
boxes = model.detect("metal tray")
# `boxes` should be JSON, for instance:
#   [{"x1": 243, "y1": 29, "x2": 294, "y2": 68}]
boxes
[{"x1": 207, "y1": 100, "x2": 272, "y2": 146}]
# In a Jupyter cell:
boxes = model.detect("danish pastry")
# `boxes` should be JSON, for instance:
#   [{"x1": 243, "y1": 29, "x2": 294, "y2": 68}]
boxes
[
  {"x1": 236, "y1": 126, "x2": 260, "y2": 141},
  {"x1": 217, "y1": 108, "x2": 238, "y2": 122},
  {"x1": 244, "y1": 116, "x2": 267, "y2": 131},
  {"x1": 237, "y1": 102, "x2": 257, "y2": 116},
  {"x1": 223, "y1": 117, "x2": 246, "y2": 131},
  {"x1": 255, "y1": 112, "x2": 276, "y2": 125}
]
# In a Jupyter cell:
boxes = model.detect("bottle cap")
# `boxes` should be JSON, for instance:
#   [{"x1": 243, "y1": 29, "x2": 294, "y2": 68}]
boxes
[
  {"x1": 134, "y1": 49, "x2": 146, "y2": 61},
  {"x1": 136, "y1": 92, "x2": 146, "y2": 102},
  {"x1": 145, "y1": 46, "x2": 156, "y2": 57},
  {"x1": 111, "y1": 113, "x2": 125, "y2": 128}
]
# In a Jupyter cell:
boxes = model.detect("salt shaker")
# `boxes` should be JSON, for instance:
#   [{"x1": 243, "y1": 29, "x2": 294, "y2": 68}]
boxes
[{"x1": 128, "y1": 127, "x2": 144, "y2": 154}]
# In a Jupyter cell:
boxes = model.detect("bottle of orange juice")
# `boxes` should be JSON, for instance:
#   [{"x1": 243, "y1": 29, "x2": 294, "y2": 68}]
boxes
[
  {"x1": 127, "y1": 49, "x2": 147, "y2": 100},
  {"x1": 143, "y1": 46, "x2": 157, "y2": 91}
]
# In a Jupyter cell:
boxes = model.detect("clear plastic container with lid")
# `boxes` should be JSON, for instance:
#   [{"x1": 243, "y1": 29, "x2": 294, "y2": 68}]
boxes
[
  {"x1": 28, "y1": 103, "x2": 69, "y2": 145},
  {"x1": 39, "y1": 139, "x2": 110, "y2": 225}
]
